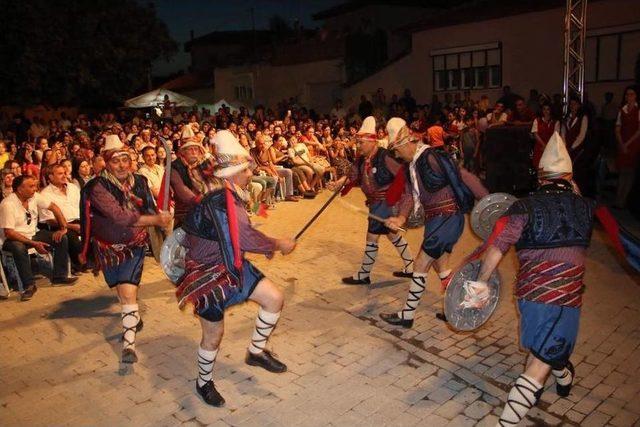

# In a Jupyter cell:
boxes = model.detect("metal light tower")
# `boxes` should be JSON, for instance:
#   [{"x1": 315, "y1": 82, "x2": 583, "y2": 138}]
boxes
[{"x1": 563, "y1": 0, "x2": 588, "y2": 113}]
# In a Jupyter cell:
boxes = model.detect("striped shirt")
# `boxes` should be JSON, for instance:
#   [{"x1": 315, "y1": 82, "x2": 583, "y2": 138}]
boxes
[{"x1": 492, "y1": 214, "x2": 587, "y2": 307}]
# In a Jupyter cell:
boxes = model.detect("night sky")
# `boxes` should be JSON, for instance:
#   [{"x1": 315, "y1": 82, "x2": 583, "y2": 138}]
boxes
[{"x1": 152, "y1": 0, "x2": 343, "y2": 76}]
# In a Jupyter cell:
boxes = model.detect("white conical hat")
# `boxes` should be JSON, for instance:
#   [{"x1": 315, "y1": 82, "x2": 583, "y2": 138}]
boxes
[
  {"x1": 357, "y1": 116, "x2": 377, "y2": 142},
  {"x1": 181, "y1": 123, "x2": 196, "y2": 141},
  {"x1": 213, "y1": 130, "x2": 251, "y2": 178},
  {"x1": 386, "y1": 117, "x2": 406, "y2": 144},
  {"x1": 179, "y1": 124, "x2": 206, "y2": 152},
  {"x1": 538, "y1": 131, "x2": 572, "y2": 178},
  {"x1": 102, "y1": 134, "x2": 128, "y2": 161},
  {"x1": 104, "y1": 134, "x2": 124, "y2": 151}
]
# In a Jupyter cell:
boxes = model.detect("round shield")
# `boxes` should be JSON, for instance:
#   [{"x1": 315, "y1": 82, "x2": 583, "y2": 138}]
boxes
[
  {"x1": 160, "y1": 227, "x2": 187, "y2": 284},
  {"x1": 470, "y1": 193, "x2": 518, "y2": 240},
  {"x1": 444, "y1": 259, "x2": 500, "y2": 331}
]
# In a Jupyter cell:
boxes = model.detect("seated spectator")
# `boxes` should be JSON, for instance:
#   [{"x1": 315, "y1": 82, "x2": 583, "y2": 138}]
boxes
[
  {"x1": 0, "y1": 175, "x2": 77, "y2": 301},
  {"x1": 70, "y1": 158, "x2": 94, "y2": 191},
  {"x1": 272, "y1": 136, "x2": 315, "y2": 198},
  {"x1": 376, "y1": 126, "x2": 388, "y2": 148},
  {"x1": 39, "y1": 164, "x2": 84, "y2": 272},
  {"x1": 301, "y1": 126, "x2": 332, "y2": 189},
  {"x1": 138, "y1": 146, "x2": 164, "y2": 198},
  {"x1": 7, "y1": 160, "x2": 22, "y2": 178},
  {"x1": 288, "y1": 135, "x2": 321, "y2": 193},
  {"x1": 250, "y1": 135, "x2": 286, "y2": 206},
  {"x1": 1, "y1": 170, "x2": 14, "y2": 201},
  {"x1": 508, "y1": 97, "x2": 536, "y2": 125},
  {"x1": 487, "y1": 103, "x2": 508, "y2": 127},
  {"x1": 92, "y1": 155, "x2": 106, "y2": 176},
  {"x1": 17, "y1": 142, "x2": 39, "y2": 178},
  {"x1": 0, "y1": 141, "x2": 9, "y2": 169}
]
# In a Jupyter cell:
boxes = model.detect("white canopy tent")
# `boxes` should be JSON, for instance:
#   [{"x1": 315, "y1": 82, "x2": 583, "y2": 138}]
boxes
[{"x1": 124, "y1": 89, "x2": 197, "y2": 108}]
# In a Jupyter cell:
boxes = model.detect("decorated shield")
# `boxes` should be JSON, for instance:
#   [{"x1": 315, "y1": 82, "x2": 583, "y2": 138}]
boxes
[
  {"x1": 160, "y1": 227, "x2": 187, "y2": 283},
  {"x1": 444, "y1": 259, "x2": 500, "y2": 331},
  {"x1": 470, "y1": 193, "x2": 518, "y2": 240}
]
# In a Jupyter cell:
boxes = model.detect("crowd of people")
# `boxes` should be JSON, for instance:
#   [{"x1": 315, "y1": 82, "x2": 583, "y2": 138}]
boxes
[
  {"x1": 0, "y1": 84, "x2": 638, "y2": 301},
  {"x1": 0, "y1": 85, "x2": 637, "y2": 424}
]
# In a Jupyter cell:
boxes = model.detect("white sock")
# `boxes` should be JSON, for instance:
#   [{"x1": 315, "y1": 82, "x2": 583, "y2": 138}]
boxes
[
  {"x1": 353, "y1": 242, "x2": 378, "y2": 280},
  {"x1": 398, "y1": 273, "x2": 427, "y2": 320},
  {"x1": 552, "y1": 366, "x2": 573, "y2": 387},
  {"x1": 390, "y1": 235, "x2": 413, "y2": 273},
  {"x1": 498, "y1": 374, "x2": 543, "y2": 426},
  {"x1": 438, "y1": 269, "x2": 452, "y2": 279},
  {"x1": 121, "y1": 304, "x2": 139, "y2": 351},
  {"x1": 248, "y1": 308, "x2": 281, "y2": 355},
  {"x1": 197, "y1": 346, "x2": 218, "y2": 387}
]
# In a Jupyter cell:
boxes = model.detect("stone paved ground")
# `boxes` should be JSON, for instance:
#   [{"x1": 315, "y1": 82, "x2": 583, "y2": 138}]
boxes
[{"x1": 1, "y1": 191, "x2": 640, "y2": 427}]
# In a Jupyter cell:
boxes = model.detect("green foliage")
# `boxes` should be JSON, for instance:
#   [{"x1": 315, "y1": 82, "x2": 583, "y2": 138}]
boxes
[{"x1": 0, "y1": 0, "x2": 177, "y2": 107}]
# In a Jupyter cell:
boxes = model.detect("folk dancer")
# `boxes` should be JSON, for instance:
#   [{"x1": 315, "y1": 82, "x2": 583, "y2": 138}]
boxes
[
  {"x1": 170, "y1": 124, "x2": 220, "y2": 227},
  {"x1": 331, "y1": 116, "x2": 414, "y2": 285},
  {"x1": 175, "y1": 130, "x2": 296, "y2": 407},
  {"x1": 467, "y1": 133, "x2": 593, "y2": 426},
  {"x1": 80, "y1": 135, "x2": 172, "y2": 363},
  {"x1": 380, "y1": 118, "x2": 488, "y2": 328}
]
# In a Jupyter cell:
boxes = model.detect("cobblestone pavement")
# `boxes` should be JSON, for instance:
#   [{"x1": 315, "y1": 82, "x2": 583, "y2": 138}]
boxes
[{"x1": 1, "y1": 191, "x2": 640, "y2": 427}]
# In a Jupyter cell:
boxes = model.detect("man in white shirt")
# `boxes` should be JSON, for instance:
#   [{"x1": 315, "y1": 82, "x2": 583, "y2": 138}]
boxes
[
  {"x1": 137, "y1": 146, "x2": 164, "y2": 198},
  {"x1": 487, "y1": 102, "x2": 508, "y2": 128},
  {"x1": 0, "y1": 175, "x2": 77, "y2": 301},
  {"x1": 39, "y1": 164, "x2": 83, "y2": 271}
]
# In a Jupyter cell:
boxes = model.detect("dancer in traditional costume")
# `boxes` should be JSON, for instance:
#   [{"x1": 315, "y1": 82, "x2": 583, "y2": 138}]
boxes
[
  {"x1": 80, "y1": 135, "x2": 172, "y2": 363},
  {"x1": 466, "y1": 133, "x2": 593, "y2": 426},
  {"x1": 380, "y1": 118, "x2": 488, "y2": 328},
  {"x1": 331, "y1": 116, "x2": 414, "y2": 285},
  {"x1": 170, "y1": 124, "x2": 220, "y2": 226},
  {"x1": 175, "y1": 130, "x2": 296, "y2": 407}
]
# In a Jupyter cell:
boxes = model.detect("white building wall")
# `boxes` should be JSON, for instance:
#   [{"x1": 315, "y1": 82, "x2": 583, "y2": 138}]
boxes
[{"x1": 343, "y1": 0, "x2": 640, "y2": 110}]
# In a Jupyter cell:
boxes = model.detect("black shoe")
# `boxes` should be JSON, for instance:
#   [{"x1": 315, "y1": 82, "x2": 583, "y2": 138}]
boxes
[
  {"x1": 196, "y1": 380, "x2": 225, "y2": 407},
  {"x1": 20, "y1": 285, "x2": 37, "y2": 301},
  {"x1": 341, "y1": 276, "x2": 371, "y2": 285},
  {"x1": 556, "y1": 361, "x2": 575, "y2": 397},
  {"x1": 392, "y1": 271, "x2": 413, "y2": 278},
  {"x1": 435, "y1": 312, "x2": 447, "y2": 322},
  {"x1": 303, "y1": 191, "x2": 317, "y2": 199},
  {"x1": 379, "y1": 312, "x2": 414, "y2": 329},
  {"x1": 245, "y1": 349, "x2": 287, "y2": 373},
  {"x1": 121, "y1": 348, "x2": 138, "y2": 364},
  {"x1": 51, "y1": 276, "x2": 79, "y2": 286}
]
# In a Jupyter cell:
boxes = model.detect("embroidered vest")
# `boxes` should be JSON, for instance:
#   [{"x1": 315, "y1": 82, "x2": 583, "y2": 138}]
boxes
[
  {"x1": 507, "y1": 184, "x2": 595, "y2": 250},
  {"x1": 409, "y1": 149, "x2": 475, "y2": 213}
]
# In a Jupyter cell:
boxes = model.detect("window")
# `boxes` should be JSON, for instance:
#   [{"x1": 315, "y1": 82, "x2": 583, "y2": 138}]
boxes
[
  {"x1": 586, "y1": 29, "x2": 640, "y2": 82},
  {"x1": 431, "y1": 43, "x2": 501, "y2": 91},
  {"x1": 234, "y1": 86, "x2": 253, "y2": 101}
]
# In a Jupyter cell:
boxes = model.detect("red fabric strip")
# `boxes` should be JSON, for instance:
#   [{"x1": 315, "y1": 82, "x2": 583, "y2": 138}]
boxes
[
  {"x1": 595, "y1": 205, "x2": 626, "y2": 257},
  {"x1": 386, "y1": 165, "x2": 406, "y2": 206},
  {"x1": 225, "y1": 184, "x2": 242, "y2": 269}
]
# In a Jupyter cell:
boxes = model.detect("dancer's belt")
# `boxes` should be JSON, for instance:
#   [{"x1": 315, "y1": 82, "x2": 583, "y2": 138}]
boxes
[
  {"x1": 365, "y1": 191, "x2": 387, "y2": 205},
  {"x1": 423, "y1": 198, "x2": 458, "y2": 220},
  {"x1": 516, "y1": 260, "x2": 585, "y2": 307},
  {"x1": 93, "y1": 229, "x2": 148, "y2": 269}
]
